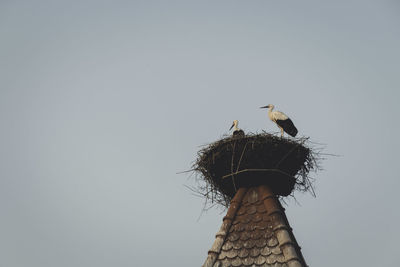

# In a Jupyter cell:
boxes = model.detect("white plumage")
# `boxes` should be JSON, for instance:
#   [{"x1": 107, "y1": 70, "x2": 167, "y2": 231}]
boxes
[{"x1": 260, "y1": 104, "x2": 298, "y2": 137}]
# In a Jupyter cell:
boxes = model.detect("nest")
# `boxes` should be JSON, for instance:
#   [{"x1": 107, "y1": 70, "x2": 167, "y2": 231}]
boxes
[{"x1": 192, "y1": 133, "x2": 319, "y2": 208}]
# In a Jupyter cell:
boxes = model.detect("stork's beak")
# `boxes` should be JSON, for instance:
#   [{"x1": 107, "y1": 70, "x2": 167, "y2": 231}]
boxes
[
  {"x1": 229, "y1": 123, "x2": 234, "y2": 130},
  {"x1": 260, "y1": 105, "x2": 268, "y2": 109}
]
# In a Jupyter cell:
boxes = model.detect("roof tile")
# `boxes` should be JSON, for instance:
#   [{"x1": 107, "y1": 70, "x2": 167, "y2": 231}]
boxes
[
  {"x1": 243, "y1": 256, "x2": 255, "y2": 266},
  {"x1": 228, "y1": 232, "x2": 240, "y2": 242},
  {"x1": 247, "y1": 188, "x2": 259, "y2": 204},
  {"x1": 232, "y1": 239, "x2": 244, "y2": 250},
  {"x1": 255, "y1": 254, "x2": 267, "y2": 265},
  {"x1": 240, "y1": 230, "x2": 251, "y2": 241},
  {"x1": 260, "y1": 246, "x2": 272, "y2": 256},
  {"x1": 249, "y1": 246, "x2": 260, "y2": 257},
  {"x1": 247, "y1": 205, "x2": 257, "y2": 215},
  {"x1": 256, "y1": 237, "x2": 268, "y2": 248},
  {"x1": 257, "y1": 203, "x2": 267, "y2": 213},
  {"x1": 266, "y1": 236, "x2": 279, "y2": 247},
  {"x1": 221, "y1": 240, "x2": 233, "y2": 251},
  {"x1": 243, "y1": 239, "x2": 255, "y2": 249},
  {"x1": 238, "y1": 248, "x2": 250, "y2": 258},
  {"x1": 231, "y1": 257, "x2": 242, "y2": 266}
]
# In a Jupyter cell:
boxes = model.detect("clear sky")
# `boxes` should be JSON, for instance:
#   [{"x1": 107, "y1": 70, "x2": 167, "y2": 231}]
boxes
[{"x1": 1, "y1": 1, "x2": 399, "y2": 266}]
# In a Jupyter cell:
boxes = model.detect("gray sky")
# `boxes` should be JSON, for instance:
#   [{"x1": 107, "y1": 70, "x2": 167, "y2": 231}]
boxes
[{"x1": 1, "y1": 1, "x2": 399, "y2": 266}]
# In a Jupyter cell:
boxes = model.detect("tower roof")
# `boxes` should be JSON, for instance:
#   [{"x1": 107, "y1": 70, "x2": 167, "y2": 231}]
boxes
[{"x1": 202, "y1": 186, "x2": 307, "y2": 267}]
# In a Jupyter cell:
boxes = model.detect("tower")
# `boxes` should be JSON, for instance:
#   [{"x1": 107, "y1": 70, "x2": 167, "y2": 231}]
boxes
[{"x1": 196, "y1": 134, "x2": 314, "y2": 267}]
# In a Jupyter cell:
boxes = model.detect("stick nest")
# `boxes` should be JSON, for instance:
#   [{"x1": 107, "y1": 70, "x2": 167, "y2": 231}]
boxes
[{"x1": 192, "y1": 133, "x2": 320, "y2": 208}]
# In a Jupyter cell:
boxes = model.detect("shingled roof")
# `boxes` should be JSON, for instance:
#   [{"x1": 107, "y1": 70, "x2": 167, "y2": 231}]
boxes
[{"x1": 202, "y1": 186, "x2": 307, "y2": 267}]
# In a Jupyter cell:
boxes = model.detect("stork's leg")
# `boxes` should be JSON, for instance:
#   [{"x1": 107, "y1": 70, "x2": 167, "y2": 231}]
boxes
[{"x1": 280, "y1": 128, "x2": 284, "y2": 137}]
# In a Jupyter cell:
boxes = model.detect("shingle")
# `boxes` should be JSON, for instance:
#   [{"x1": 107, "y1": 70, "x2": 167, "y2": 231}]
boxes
[
  {"x1": 260, "y1": 246, "x2": 272, "y2": 256},
  {"x1": 237, "y1": 247, "x2": 250, "y2": 258},
  {"x1": 228, "y1": 232, "x2": 240, "y2": 242},
  {"x1": 232, "y1": 239, "x2": 244, "y2": 250},
  {"x1": 266, "y1": 253, "x2": 280, "y2": 265},
  {"x1": 221, "y1": 241, "x2": 233, "y2": 251},
  {"x1": 241, "y1": 214, "x2": 253, "y2": 224},
  {"x1": 237, "y1": 207, "x2": 247, "y2": 216},
  {"x1": 250, "y1": 229, "x2": 263, "y2": 240},
  {"x1": 243, "y1": 239, "x2": 256, "y2": 249},
  {"x1": 255, "y1": 254, "x2": 267, "y2": 265},
  {"x1": 271, "y1": 246, "x2": 281, "y2": 255},
  {"x1": 218, "y1": 258, "x2": 230, "y2": 267},
  {"x1": 256, "y1": 237, "x2": 268, "y2": 248},
  {"x1": 239, "y1": 230, "x2": 251, "y2": 241},
  {"x1": 253, "y1": 213, "x2": 263, "y2": 223},
  {"x1": 257, "y1": 203, "x2": 267, "y2": 213},
  {"x1": 248, "y1": 246, "x2": 261, "y2": 257},
  {"x1": 247, "y1": 188, "x2": 259, "y2": 204},
  {"x1": 231, "y1": 257, "x2": 242, "y2": 267},
  {"x1": 247, "y1": 205, "x2": 257, "y2": 215},
  {"x1": 225, "y1": 249, "x2": 238, "y2": 259},
  {"x1": 266, "y1": 236, "x2": 279, "y2": 247},
  {"x1": 242, "y1": 256, "x2": 255, "y2": 266}
]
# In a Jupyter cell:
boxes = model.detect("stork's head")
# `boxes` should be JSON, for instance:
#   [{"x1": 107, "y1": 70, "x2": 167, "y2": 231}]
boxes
[
  {"x1": 229, "y1": 120, "x2": 238, "y2": 130},
  {"x1": 260, "y1": 104, "x2": 274, "y2": 109}
]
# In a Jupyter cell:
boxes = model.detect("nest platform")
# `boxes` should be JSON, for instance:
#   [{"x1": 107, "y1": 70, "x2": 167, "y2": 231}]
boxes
[{"x1": 194, "y1": 133, "x2": 316, "y2": 207}]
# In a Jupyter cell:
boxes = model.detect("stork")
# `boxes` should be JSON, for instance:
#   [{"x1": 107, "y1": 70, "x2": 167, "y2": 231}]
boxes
[
  {"x1": 229, "y1": 120, "x2": 245, "y2": 137},
  {"x1": 260, "y1": 104, "x2": 298, "y2": 137}
]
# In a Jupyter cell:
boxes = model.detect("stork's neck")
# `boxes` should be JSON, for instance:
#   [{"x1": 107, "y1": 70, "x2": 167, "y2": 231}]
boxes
[
  {"x1": 233, "y1": 122, "x2": 239, "y2": 131},
  {"x1": 268, "y1": 105, "x2": 274, "y2": 112},
  {"x1": 267, "y1": 105, "x2": 274, "y2": 118}
]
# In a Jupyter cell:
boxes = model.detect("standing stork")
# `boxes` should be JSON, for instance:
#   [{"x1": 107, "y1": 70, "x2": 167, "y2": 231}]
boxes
[
  {"x1": 229, "y1": 120, "x2": 245, "y2": 137},
  {"x1": 260, "y1": 104, "x2": 298, "y2": 137}
]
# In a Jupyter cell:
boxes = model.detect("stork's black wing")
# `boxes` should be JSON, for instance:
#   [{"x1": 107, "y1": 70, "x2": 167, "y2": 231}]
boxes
[
  {"x1": 276, "y1": 118, "x2": 298, "y2": 137},
  {"x1": 233, "y1": 129, "x2": 245, "y2": 137}
]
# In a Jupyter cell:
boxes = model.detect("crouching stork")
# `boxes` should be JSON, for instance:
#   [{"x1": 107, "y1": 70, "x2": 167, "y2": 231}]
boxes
[
  {"x1": 229, "y1": 120, "x2": 245, "y2": 137},
  {"x1": 260, "y1": 104, "x2": 298, "y2": 137}
]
